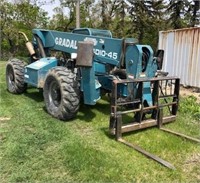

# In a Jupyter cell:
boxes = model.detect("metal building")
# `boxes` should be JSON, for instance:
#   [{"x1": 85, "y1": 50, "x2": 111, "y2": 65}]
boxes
[{"x1": 158, "y1": 27, "x2": 200, "y2": 88}]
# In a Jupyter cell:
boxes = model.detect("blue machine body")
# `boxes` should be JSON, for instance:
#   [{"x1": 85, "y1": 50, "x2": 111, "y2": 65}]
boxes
[
  {"x1": 25, "y1": 28, "x2": 158, "y2": 106},
  {"x1": 72, "y1": 28, "x2": 112, "y2": 38},
  {"x1": 25, "y1": 57, "x2": 57, "y2": 88}
]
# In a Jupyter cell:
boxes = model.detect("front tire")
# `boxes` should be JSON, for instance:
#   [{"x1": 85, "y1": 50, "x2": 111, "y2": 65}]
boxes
[
  {"x1": 6, "y1": 58, "x2": 27, "y2": 94},
  {"x1": 43, "y1": 67, "x2": 80, "y2": 120}
]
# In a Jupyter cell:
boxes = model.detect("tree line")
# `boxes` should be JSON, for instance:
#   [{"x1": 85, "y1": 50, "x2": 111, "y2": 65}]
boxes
[{"x1": 0, "y1": 0, "x2": 199, "y2": 59}]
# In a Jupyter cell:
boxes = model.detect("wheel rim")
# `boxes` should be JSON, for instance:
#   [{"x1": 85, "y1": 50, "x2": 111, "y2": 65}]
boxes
[
  {"x1": 7, "y1": 65, "x2": 15, "y2": 88},
  {"x1": 49, "y1": 80, "x2": 61, "y2": 107}
]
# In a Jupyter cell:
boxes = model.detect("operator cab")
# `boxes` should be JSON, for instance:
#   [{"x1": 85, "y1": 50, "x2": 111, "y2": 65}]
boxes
[{"x1": 72, "y1": 28, "x2": 112, "y2": 38}]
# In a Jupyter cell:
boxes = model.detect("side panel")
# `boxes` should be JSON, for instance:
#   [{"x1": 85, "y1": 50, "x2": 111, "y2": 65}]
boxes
[{"x1": 25, "y1": 57, "x2": 57, "y2": 88}]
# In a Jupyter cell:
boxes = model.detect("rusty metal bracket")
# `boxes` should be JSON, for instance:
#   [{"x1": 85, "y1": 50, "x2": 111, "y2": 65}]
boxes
[
  {"x1": 109, "y1": 77, "x2": 183, "y2": 169},
  {"x1": 110, "y1": 76, "x2": 180, "y2": 134}
]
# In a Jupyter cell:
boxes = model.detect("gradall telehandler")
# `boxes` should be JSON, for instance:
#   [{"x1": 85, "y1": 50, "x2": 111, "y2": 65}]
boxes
[{"x1": 6, "y1": 28, "x2": 199, "y2": 169}]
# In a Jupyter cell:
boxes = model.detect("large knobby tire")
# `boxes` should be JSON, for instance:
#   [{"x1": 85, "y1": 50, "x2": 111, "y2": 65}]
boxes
[
  {"x1": 6, "y1": 58, "x2": 27, "y2": 94},
  {"x1": 43, "y1": 67, "x2": 80, "y2": 120}
]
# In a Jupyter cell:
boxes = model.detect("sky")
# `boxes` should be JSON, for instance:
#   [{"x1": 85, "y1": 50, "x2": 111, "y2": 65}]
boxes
[{"x1": 40, "y1": 0, "x2": 60, "y2": 18}]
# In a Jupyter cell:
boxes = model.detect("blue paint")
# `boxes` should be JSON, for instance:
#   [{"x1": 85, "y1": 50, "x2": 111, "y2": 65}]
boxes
[
  {"x1": 24, "y1": 57, "x2": 57, "y2": 88},
  {"x1": 28, "y1": 28, "x2": 159, "y2": 106},
  {"x1": 81, "y1": 64, "x2": 101, "y2": 105},
  {"x1": 72, "y1": 28, "x2": 112, "y2": 38}
]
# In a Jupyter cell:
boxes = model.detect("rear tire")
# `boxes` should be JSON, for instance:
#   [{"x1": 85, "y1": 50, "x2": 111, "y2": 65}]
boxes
[
  {"x1": 6, "y1": 58, "x2": 27, "y2": 94},
  {"x1": 43, "y1": 67, "x2": 80, "y2": 120}
]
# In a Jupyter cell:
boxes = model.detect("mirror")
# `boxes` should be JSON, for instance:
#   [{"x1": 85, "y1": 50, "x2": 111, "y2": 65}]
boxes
[{"x1": 155, "y1": 49, "x2": 164, "y2": 70}]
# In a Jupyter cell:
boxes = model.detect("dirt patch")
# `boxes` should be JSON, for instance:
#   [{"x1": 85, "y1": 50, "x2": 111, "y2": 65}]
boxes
[{"x1": 180, "y1": 86, "x2": 200, "y2": 103}]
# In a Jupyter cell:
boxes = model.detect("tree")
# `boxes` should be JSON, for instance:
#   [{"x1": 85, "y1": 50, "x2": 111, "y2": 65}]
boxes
[
  {"x1": 49, "y1": 0, "x2": 94, "y2": 31},
  {"x1": 144, "y1": 0, "x2": 168, "y2": 50},
  {"x1": 79, "y1": 0, "x2": 94, "y2": 28},
  {"x1": 167, "y1": 0, "x2": 188, "y2": 29},
  {"x1": 188, "y1": 0, "x2": 200, "y2": 27},
  {"x1": 87, "y1": 0, "x2": 119, "y2": 30},
  {"x1": 0, "y1": 1, "x2": 16, "y2": 55},
  {"x1": 112, "y1": 0, "x2": 129, "y2": 38},
  {"x1": 127, "y1": 0, "x2": 147, "y2": 42},
  {"x1": 48, "y1": 6, "x2": 71, "y2": 31},
  {"x1": 0, "y1": 0, "x2": 48, "y2": 58},
  {"x1": 127, "y1": 0, "x2": 166, "y2": 50}
]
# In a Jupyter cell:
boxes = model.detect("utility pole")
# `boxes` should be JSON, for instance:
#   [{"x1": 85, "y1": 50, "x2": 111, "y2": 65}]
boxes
[{"x1": 76, "y1": 0, "x2": 80, "y2": 28}]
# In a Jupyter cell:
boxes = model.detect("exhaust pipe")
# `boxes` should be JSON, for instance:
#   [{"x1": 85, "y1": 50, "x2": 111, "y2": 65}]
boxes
[{"x1": 19, "y1": 32, "x2": 36, "y2": 59}]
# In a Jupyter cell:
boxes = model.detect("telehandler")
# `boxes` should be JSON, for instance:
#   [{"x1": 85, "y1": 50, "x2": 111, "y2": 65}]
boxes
[{"x1": 6, "y1": 28, "x2": 199, "y2": 169}]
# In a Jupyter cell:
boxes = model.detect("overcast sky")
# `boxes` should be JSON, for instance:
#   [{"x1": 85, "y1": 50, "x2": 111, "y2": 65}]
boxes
[{"x1": 41, "y1": 0, "x2": 60, "y2": 18}]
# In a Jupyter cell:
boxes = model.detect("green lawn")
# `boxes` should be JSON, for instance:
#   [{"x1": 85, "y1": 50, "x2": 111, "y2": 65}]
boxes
[{"x1": 0, "y1": 60, "x2": 199, "y2": 182}]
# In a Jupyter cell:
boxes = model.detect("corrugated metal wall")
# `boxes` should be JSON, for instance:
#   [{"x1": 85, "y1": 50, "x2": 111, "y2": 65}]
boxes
[{"x1": 158, "y1": 27, "x2": 200, "y2": 88}]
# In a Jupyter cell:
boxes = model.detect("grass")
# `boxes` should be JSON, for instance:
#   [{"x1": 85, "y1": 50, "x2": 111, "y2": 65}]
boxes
[{"x1": 0, "y1": 60, "x2": 200, "y2": 182}]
